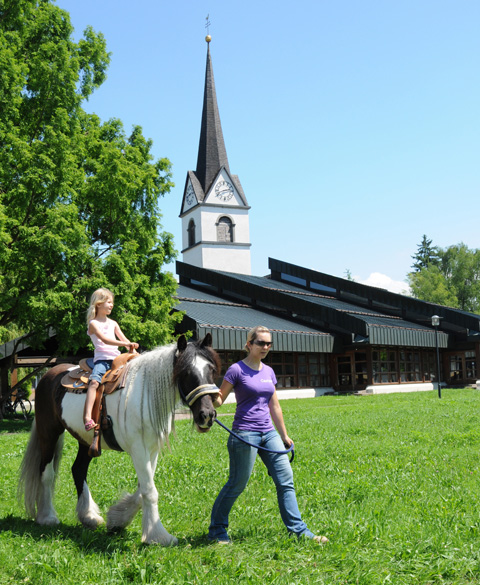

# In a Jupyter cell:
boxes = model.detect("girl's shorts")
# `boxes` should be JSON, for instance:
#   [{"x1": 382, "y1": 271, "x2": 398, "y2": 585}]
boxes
[{"x1": 89, "y1": 359, "x2": 113, "y2": 383}]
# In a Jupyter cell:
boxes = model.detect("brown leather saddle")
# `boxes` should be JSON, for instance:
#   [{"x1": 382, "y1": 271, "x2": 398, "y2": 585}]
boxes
[
  {"x1": 61, "y1": 352, "x2": 137, "y2": 395},
  {"x1": 62, "y1": 352, "x2": 138, "y2": 458}
]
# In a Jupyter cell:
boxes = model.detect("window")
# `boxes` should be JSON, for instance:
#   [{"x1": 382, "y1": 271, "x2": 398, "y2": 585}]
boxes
[
  {"x1": 447, "y1": 351, "x2": 477, "y2": 382},
  {"x1": 216, "y1": 216, "x2": 233, "y2": 242},
  {"x1": 335, "y1": 352, "x2": 367, "y2": 389},
  {"x1": 188, "y1": 219, "x2": 195, "y2": 247},
  {"x1": 372, "y1": 348, "x2": 397, "y2": 384},
  {"x1": 466, "y1": 351, "x2": 477, "y2": 379},
  {"x1": 373, "y1": 347, "x2": 438, "y2": 384},
  {"x1": 399, "y1": 350, "x2": 421, "y2": 382},
  {"x1": 216, "y1": 350, "x2": 330, "y2": 389},
  {"x1": 422, "y1": 352, "x2": 437, "y2": 381}
]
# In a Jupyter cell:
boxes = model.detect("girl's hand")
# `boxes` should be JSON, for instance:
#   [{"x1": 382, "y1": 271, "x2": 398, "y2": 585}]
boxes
[{"x1": 127, "y1": 342, "x2": 139, "y2": 352}]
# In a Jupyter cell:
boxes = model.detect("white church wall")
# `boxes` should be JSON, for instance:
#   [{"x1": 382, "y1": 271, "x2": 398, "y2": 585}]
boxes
[
  {"x1": 182, "y1": 245, "x2": 204, "y2": 267},
  {"x1": 202, "y1": 245, "x2": 251, "y2": 274}
]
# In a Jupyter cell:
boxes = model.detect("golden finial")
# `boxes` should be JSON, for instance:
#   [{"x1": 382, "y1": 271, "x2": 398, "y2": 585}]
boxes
[{"x1": 205, "y1": 14, "x2": 211, "y2": 42}]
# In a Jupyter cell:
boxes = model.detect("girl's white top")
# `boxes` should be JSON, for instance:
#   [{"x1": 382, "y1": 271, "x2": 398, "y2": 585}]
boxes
[{"x1": 89, "y1": 318, "x2": 121, "y2": 362}]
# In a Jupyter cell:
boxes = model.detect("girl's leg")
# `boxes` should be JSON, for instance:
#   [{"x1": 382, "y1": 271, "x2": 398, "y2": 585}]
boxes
[
  {"x1": 83, "y1": 380, "x2": 99, "y2": 425},
  {"x1": 259, "y1": 430, "x2": 314, "y2": 538},
  {"x1": 208, "y1": 433, "x2": 259, "y2": 540}
]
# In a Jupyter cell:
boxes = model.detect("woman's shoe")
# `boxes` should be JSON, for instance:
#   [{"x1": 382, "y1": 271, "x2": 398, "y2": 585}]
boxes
[{"x1": 313, "y1": 535, "x2": 329, "y2": 544}]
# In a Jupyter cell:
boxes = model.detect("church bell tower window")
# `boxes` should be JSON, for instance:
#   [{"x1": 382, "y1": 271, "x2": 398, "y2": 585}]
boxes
[
  {"x1": 216, "y1": 216, "x2": 233, "y2": 242},
  {"x1": 188, "y1": 219, "x2": 196, "y2": 247}
]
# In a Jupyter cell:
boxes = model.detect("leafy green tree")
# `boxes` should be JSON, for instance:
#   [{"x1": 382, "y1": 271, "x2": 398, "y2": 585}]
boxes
[
  {"x1": 408, "y1": 265, "x2": 458, "y2": 308},
  {"x1": 439, "y1": 244, "x2": 480, "y2": 312},
  {"x1": 411, "y1": 235, "x2": 440, "y2": 272},
  {"x1": 408, "y1": 242, "x2": 480, "y2": 312},
  {"x1": 0, "y1": 1, "x2": 180, "y2": 388}
]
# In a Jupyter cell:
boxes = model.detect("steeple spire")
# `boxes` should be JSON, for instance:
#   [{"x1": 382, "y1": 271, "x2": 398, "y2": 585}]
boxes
[{"x1": 195, "y1": 38, "x2": 230, "y2": 194}]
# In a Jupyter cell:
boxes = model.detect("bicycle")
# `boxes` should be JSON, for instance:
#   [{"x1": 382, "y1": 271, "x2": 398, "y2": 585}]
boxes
[{"x1": 3, "y1": 390, "x2": 32, "y2": 420}]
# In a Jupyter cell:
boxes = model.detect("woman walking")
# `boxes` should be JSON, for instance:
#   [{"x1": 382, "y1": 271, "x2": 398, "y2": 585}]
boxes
[{"x1": 208, "y1": 325, "x2": 328, "y2": 545}]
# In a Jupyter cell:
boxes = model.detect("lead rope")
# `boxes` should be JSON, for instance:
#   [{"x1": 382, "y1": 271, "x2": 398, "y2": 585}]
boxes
[{"x1": 214, "y1": 418, "x2": 295, "y2": 464}]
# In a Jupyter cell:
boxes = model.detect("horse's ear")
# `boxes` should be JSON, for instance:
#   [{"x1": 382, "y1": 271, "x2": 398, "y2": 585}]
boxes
[
  {"x1": 177, "y1": 335, "x2": 188, "y2": 352},
  {"x1": 201, "y1": 333, "x2": 213, "y2": 348}
]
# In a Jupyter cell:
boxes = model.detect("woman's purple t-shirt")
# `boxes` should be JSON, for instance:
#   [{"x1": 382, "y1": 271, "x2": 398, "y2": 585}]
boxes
[{"x1": 224, "y1": 361, "x2": 277, "y2": 432}]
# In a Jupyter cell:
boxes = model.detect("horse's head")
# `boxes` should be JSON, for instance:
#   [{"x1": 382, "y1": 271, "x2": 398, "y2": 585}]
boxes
[{"x1": 173, "y1": 333, "x2": 220, "y2": 433}]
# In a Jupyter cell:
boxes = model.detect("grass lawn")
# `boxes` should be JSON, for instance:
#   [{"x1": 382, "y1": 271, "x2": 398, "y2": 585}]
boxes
[{"x1": 1, "y1": 388, "x2": 480, "y2": 584}]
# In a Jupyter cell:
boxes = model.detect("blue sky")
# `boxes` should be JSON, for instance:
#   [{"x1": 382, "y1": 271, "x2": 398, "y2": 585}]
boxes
[{"x1": 57, "y1": 0, "x2": 479, "y2": 293}]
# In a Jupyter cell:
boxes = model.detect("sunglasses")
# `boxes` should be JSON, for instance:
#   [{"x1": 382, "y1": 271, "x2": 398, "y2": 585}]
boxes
[{"x1": 253, "y1": 340, "x2": 273, "y2": 348}]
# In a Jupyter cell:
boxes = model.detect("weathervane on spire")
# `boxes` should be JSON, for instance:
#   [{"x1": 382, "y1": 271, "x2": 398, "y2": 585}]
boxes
[{"x1": 205, "y1": 14, "x2": 211, "y2": 43}]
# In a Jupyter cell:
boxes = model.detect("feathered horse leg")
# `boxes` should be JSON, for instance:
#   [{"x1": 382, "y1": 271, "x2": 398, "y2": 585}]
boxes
[
  {"x1": 72, "y1": 443, "x2": 104, "y2": 529},
  {"x1": 132, "y1": 445, "x2": 176, "y2": 546}
]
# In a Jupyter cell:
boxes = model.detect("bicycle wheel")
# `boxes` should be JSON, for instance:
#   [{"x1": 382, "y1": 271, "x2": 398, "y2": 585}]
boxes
[
  {"x1": 3, "y1": 400, "x2": 15, "y2": 417},
  {"x1": 15, "y1": 399, "x2": 31, "y2": 420},
  {"x1": 22, "y1": 399, "x2": 32, "y2": 416}
]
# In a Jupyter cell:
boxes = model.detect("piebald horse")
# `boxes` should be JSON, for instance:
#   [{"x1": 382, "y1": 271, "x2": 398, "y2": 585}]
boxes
[{"x1": 18, "y1": 334, "x2": 220, "y2": 546}]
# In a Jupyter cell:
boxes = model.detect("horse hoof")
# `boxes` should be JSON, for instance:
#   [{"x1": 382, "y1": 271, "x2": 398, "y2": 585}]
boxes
[
  {"x1": 81, "y1": 516, "x2": 105, "y2": 530},
  {"x1": 36, "y1": 515, "x2": 60, "y2": 526}
]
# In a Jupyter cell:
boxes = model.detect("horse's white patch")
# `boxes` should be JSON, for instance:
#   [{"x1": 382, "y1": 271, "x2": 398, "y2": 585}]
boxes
[
  {"x1": 193, "y1": 355, "x2": 210, "y2": 380},
  {"x1": 60, "y1": 392, "x2": 121, "y2": 449}
]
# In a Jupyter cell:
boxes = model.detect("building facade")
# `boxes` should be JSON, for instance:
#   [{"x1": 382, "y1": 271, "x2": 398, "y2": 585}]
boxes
[{"x1": 174, "y1": 39, "x2": 480, "y2": 395}]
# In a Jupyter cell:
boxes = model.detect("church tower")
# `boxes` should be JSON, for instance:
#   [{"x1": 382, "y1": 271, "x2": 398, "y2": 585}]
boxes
[{"x1": 180, "y1": 36, "x2": 251, "y2": 275}]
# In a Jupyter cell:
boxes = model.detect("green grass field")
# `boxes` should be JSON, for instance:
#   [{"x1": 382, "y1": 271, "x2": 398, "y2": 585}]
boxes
[{"x1": 2, "y1": 388, "x2": 480, "y2": 584}]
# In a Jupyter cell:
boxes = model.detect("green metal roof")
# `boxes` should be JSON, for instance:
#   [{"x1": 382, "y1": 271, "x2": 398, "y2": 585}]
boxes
[
  {"x1": 177, "y1": 262, "x2": 452, "y2": 349},
  {"x1": 175, "y1": 285, "x2": 334, "y2": 352}
]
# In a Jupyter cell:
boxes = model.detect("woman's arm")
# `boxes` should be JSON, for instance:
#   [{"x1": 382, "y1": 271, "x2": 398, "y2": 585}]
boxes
[
  {"x1": 269, "y1": 390, "x2": 293, "y2": 447},
  {"x1": 213, "y1": 379, "x2": 233, "y2": 408}
]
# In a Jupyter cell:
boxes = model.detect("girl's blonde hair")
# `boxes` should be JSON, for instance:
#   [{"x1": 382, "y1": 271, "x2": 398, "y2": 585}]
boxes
[
  {"x1": 244, "y1": 325, "x2": 271, "y2": 352},
  {"x1": 86, "y1": 288, "x2": 114, "y2": 324}
]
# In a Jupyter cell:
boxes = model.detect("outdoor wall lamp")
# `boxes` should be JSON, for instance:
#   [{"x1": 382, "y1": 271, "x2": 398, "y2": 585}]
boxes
[{"x1": 431, "y1": 315, "x2": 442, "y2": 398}]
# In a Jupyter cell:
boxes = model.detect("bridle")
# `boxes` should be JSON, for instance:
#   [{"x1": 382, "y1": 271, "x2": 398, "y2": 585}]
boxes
[{"x1": 181, "y1": 383, "x2": 220, "y2": 407}]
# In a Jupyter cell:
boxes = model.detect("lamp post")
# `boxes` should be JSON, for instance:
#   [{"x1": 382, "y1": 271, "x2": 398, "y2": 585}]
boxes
[{"x1": 431, "y1": 315, "x2": 442, "y2": 399}]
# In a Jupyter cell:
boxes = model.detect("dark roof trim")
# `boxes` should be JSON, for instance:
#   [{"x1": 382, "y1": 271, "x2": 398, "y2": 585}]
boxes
[
  {"x1": 269, "y1": 258, "x2": 480, "y2": 332},
  {"x1": 177, "y1": 261, "x2": 368, "y2": 337}
]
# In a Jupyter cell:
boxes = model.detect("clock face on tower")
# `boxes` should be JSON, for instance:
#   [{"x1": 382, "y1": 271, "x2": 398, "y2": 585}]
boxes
[
  {"x1": 186, "y1": 185, "x2": 195, "y2": 206},
  {"x1": 215, "y1": 180, "x2": 234, "y2": 202}
]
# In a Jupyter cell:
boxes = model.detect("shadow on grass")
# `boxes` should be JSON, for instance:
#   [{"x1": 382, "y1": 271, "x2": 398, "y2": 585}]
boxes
[
  {"x1": 0, "y1": 418, "x2": 33, "y2": 434},
  {"x1": 0, "y1": 514, "x2": 135, "y2": 553}
]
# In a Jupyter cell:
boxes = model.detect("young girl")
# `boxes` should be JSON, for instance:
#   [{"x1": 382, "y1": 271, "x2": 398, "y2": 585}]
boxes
[
  {"x1": 208, "y1": 325, "x2": 328, "y2": 545},
  {"x1": 83, "y1": 288, "x2": 138, "y2": 431}
]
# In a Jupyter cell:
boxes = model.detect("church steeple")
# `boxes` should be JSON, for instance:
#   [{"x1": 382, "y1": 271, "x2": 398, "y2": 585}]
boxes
[
  {"x1": 195, "y1": 41, "x2": 230, "y2": 194},
  {"x1": 180, "y1": 35, "x2": 251, "y2": 275}
]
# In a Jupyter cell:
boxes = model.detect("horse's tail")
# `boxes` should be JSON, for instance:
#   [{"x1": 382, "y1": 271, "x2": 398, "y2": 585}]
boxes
[{"x1": 17, "y1": 419, "x2": 64, "y2": 518}]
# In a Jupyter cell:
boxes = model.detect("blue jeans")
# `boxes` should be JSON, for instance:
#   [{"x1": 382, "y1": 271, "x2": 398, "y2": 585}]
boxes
[{"x1": 208, "y1": 429, "x2": 314, "y2": 540}]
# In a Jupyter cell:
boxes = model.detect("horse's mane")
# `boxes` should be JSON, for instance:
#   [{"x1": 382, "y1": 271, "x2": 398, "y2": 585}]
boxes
[
  {"x1": 124, "y1": 344, "x2": 177, "y2": 444},
  {"x1": 123, "y1": 339, "x2": 221, "y2": 447}
]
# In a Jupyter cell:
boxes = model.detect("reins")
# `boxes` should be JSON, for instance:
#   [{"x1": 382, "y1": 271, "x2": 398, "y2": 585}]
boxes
[{"x1": 214, "y1": 418, "x2": 295, "y2": 463}]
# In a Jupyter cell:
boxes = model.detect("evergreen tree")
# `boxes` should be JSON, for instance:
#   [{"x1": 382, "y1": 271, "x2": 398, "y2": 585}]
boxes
[{"x1": 411, "y1": 235, "x2": 440, "y2": 272}]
